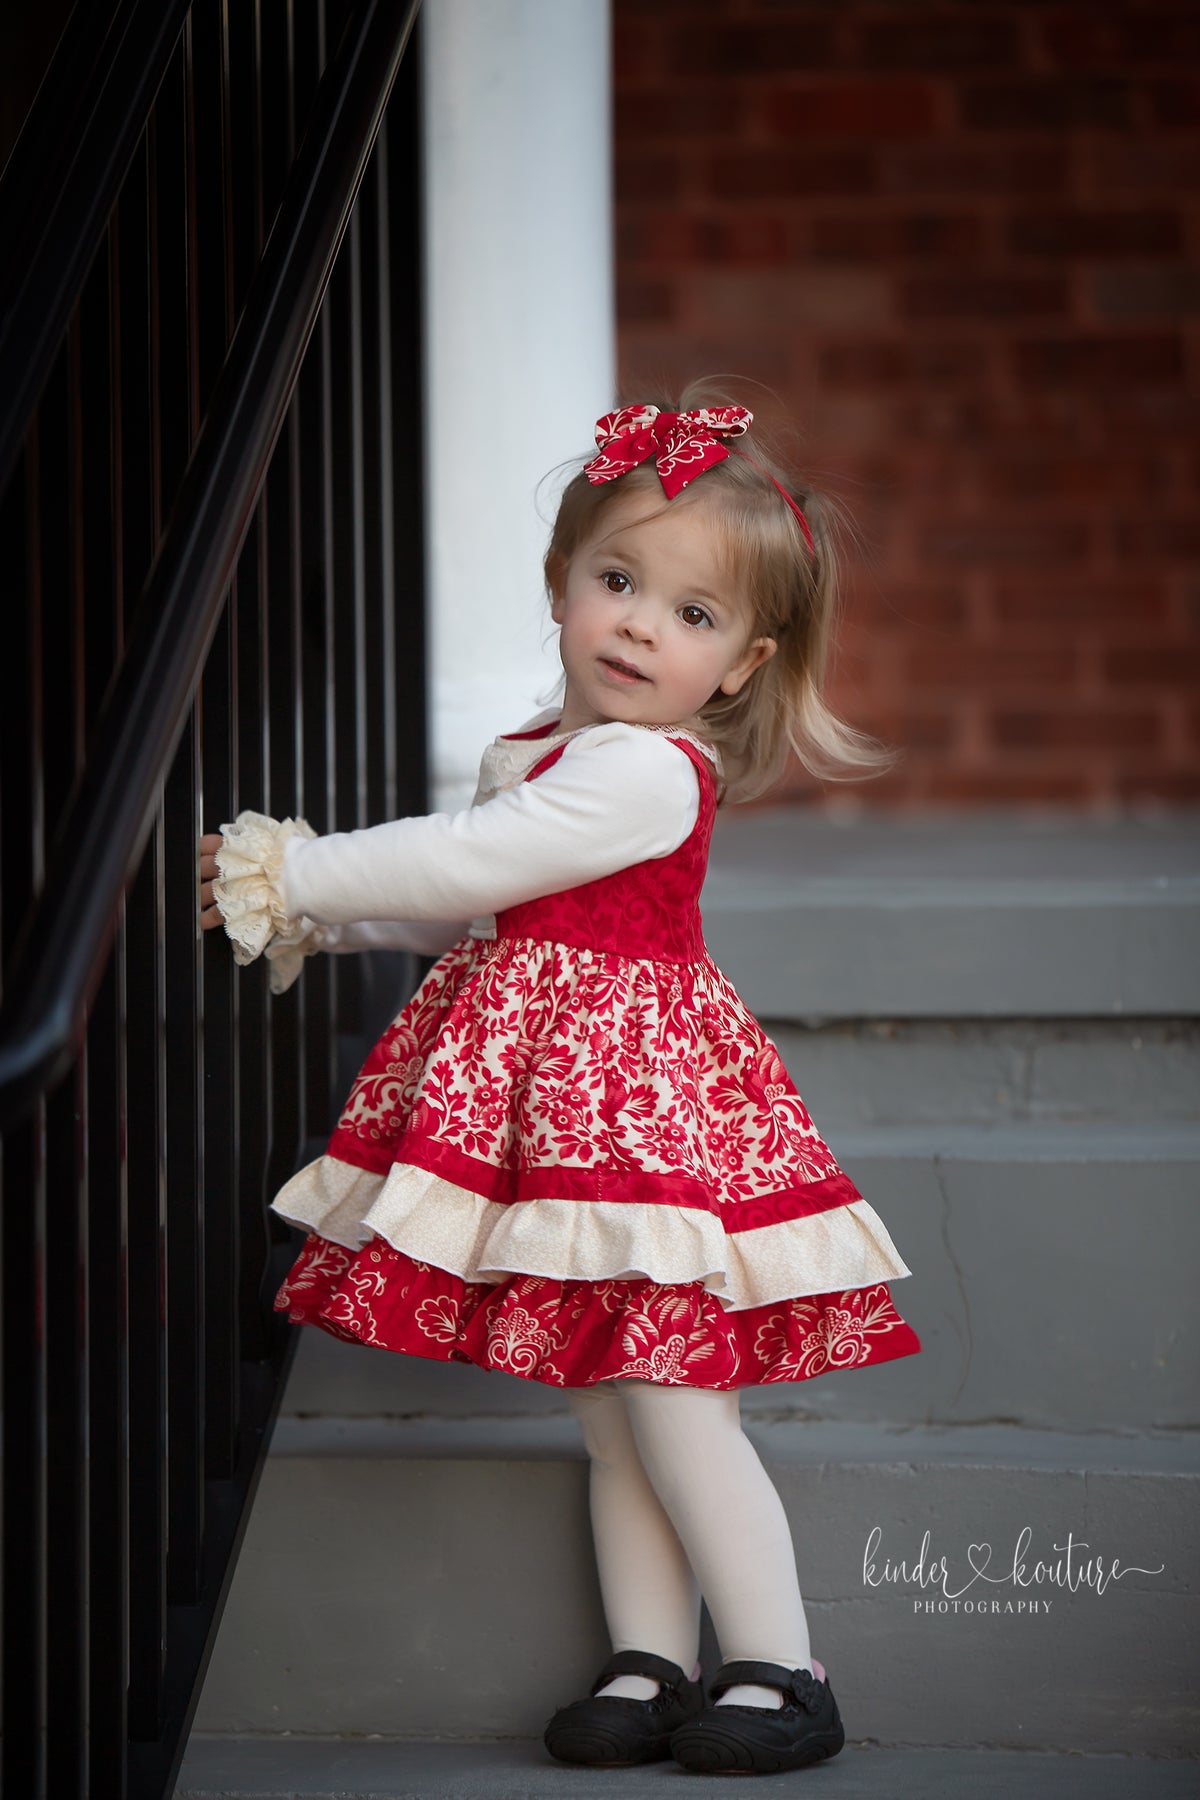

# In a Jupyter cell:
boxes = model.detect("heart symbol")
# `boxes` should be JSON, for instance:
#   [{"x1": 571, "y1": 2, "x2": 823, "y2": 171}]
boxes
[{"x1": 968, "y1": 1543, "x2": 993, "y2": 1575}]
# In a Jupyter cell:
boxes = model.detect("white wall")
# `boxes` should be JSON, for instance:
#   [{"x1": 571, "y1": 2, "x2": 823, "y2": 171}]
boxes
[{"x1": 422, "y1": 0, "x2": 614, "y2": 811}]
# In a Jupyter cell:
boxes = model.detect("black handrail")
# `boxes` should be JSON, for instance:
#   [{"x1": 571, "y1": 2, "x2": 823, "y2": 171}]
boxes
[{"x1": 0, "y1": 0, "x2": 420, "y2": 1129}]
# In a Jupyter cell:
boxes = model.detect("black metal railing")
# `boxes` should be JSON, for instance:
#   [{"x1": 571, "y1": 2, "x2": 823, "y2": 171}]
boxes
[{"x1": 0, "y1": 2, "x2": 425, "y2": 1795}]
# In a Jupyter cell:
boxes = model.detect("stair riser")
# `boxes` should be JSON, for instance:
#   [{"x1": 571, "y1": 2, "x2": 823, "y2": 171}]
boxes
[
  {"x1": 279, "y1": 1148, "x2": 1200, "y2": 1432},
  {"x1": 192, "y1": 1452, "x2": 1196, "y2": 1753}
]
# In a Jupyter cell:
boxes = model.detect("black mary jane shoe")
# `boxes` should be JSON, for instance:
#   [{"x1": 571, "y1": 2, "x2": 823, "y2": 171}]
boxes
[
  {"x1": 670, "y1": 1659, "x2": 845, "y2": 1776},
  {"x1": 543, "y1": 1649, "x2": 705, "y2": 1767}
]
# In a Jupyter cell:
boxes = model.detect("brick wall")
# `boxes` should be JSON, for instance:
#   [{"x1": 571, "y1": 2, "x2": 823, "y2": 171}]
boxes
[{"x1": 613, "y1": 0, "x2": 1200, "y2": 810}]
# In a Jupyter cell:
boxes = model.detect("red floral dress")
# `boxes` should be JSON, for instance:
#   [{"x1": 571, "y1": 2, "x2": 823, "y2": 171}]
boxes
[{"x1": 271, "y1": 724, "x2": 922, "y2": 1388}]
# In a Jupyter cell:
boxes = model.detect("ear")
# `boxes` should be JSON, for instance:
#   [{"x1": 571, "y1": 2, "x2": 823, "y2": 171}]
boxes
[
  {"x1": 719, "y1": 636, "x2": 776, "y2": 696},
  {"x1": 547, "y1": 554, "x2": 567, "y2": 623}
]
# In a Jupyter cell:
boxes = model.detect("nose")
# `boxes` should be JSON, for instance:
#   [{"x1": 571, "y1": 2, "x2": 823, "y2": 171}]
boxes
[{"x1": 618, "y1": 600, "x2": 657, "y2": 646}]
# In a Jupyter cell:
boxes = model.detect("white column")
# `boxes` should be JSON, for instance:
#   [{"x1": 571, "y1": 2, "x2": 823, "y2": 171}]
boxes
[{"x1": 421, "y1": 0, "x2": 614, "y2": 811}]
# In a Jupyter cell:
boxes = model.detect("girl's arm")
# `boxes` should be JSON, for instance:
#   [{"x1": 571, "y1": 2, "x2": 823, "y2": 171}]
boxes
[
  {"x1": 198, "y1": 830, "x2": 471, "y2": 993},
  {"x1": 206, "y1": 721, "x2": 700, "y2": 982}
]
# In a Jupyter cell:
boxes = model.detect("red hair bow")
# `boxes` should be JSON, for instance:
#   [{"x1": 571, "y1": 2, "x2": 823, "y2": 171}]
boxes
[
  {"x1": 584, "y1": 404, "x2": 751, "y2": 498},
  {"x1": 583, "y1": 402, "x2": 816, "y2": 556}
]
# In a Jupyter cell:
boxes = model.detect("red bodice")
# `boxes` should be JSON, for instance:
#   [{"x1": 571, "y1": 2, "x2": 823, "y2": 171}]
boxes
[{"x1": 492, "y1": 733, "x2": 717, "y2": 963}]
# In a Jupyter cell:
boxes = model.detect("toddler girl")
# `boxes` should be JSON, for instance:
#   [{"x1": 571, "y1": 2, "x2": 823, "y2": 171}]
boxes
[{"x1": 199, "y1": 390, "x2": 922, "y2": 1776}]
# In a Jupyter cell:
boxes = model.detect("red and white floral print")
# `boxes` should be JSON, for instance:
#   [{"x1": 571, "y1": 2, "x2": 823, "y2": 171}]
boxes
[{"x1": 273, "y1": 1232, "x2": 920, "y2": 1390}]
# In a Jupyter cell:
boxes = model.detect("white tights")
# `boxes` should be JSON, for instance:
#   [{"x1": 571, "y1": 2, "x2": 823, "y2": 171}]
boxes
[{"x1": 568, "y1": 1381, "x2": 814, "y2": 1706}]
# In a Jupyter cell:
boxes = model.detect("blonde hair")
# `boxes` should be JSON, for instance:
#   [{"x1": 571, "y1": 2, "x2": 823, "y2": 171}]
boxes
[{"x1": 543, "y1": 381, "x2": 899, "y2": 804}]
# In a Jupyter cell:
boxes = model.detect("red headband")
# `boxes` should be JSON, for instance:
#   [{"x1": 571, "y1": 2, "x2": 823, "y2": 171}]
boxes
[{"x1": 583, "y1": 403, "x2": 815, "y2": 556}]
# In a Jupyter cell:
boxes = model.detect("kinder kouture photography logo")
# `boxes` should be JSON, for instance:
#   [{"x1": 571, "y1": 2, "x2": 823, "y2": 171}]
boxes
[{"x1": 862, "y1": 1525, "x2": 1166, "y2": 1617}]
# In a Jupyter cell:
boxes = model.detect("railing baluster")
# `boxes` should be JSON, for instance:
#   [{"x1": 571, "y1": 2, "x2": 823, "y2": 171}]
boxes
[
  {"x1": 382, "y1": 77, "x2": 428, "y2": 814},
  {"x1": 1, "y1": 1101, "x2": 48, "y2": 1797},
  {"x1": 46, "y1": 1058, "x2": 89, "y2": 1799},
  {"x1": 372, "y1": 127, "x2": 399, "y2": 822},
  {"x1": 1, "y1": 431, "x2": 48, "y2": 1766},
  {"x1": 163, "y1": 0, "x2": 207, "y2": 1615},
  {"x1": 200, "y1": 602, "x2": 239, "y2": 1481},
  {"x1": 125, "y1": 809, "x2": 168, "y2": 1744},
  {"x1": 86, "y1": 926, "x2": 130, "y2": 1796},
  {"x1": 43, "y1": 289, "x2": 90, "y2": 1800},
  {"x1": 0, "y1": 5, "x2": 425, "y2": 1790}
]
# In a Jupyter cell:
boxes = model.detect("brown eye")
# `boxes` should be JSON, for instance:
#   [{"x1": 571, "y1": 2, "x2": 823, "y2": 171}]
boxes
[
  {"x1": 680, "y1": 604, "x2": 712, "y2": 628},
  {"x1": 601, "y1": 570, "x2": 631, "y2": 594}
]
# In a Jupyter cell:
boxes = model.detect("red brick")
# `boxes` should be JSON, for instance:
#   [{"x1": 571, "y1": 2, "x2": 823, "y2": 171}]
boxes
[
  {"x1": 922, "y1": 770, "x2": 1093, "y2": 804},
  {"x1": 1089, "y1": 268, "x2": 1200, "y2": 321},
  {"x1": 617, "y1": 340, "x2": 792, "y2": 399},
  {"x1": 1012, "y1": 335, "x2": 1183, "y2": 387},
  {"x1": 900, "y1": 275, "x2": 1069, "y2": 322},
  {"x1": 859, "y1": 706, "x2": 959, "y2": 751},
  {"x1": 1102, "y1": 647, "x2": 1200, "y2": 684},
  {"x1": 617, "y1": 276, "x2": 676, "y2": 325},
  {"x1": 707, "y1": 148, "x2": 877, "y2": 200},
  {"x1": 1008, "y1": 209, "x2": 1181, "y2": 258},
  {"x1": 1084, "y1": 140, "x2": 1200, "y2": 192},
  {"x1": 711, "y1": 215, "x2": 792, "y2": 266},
  {"x1": 911, "y1": 642, "x2": 1080, "y2": 684},
  {"x1": 856, "y1": 585, "x2": 969, "y2": 631},
  {"x1": 1114, "y1": 771, "x2": 1200, "y2": 802},
  {"x1": 613, "y1": 19, "x2": 659, "y2": 85},
  {"x1": 856, "y1": 16, "x2": 1023, "y2": 70},
  {"x1": 890, "y1": 394, "x2": 1000, "y2": 443},
  {"x1": 615, "y1": 150, "x2": 683, "y2": 204},
  {"x1": 691, "y1": 268, "x2": 888, "y2": 328},
  {"x1": 1113, "y1": 518, "x2": 1200, "y2": 561},
  {"x1": 1040, "y1": 13, "x2": 1200, "y2": 70},
  {"x1": 884, "y1": 145, "x2": 1069, "y2": 196},
  {"x1": 994, "y1": 584, "x2": 1168, "y2": 626},
  {"x1": 623, "y1": 210, "x2": 794, "y2": 270},
  {"x1": 767, "y1": 80, "x2": 941, "y2": 140},
  {"x1": 990, "y1": 708, "x2": 1164, "y2": 751},
  {"x1": 978, "y1": 455, "x2": 1167, "y2": 503},
  {"x1": 672, "y1": 22, "x2": 837, "y2": 78},
  {"x1": 921, "y1": 522, "x2": 1090, "y2": 565},
  {"x1": 615, "y1": 88, "x2": 753, "y2": 141},
  {"x1": 1147, "y1": 78, "x2": 1200, "y2": 127},
  {"x1": 961, "y1": 79, "x2": 1134, "y2": 131},
  {"x1": 617, "y1": 212, "x2": 706, "y2": 266},
  {"x1": 810, "y1": 211, "x2": 984, "y2": 262},
  {"x1": 819, "y1": 339, "x2": 982, "y2": 388}
]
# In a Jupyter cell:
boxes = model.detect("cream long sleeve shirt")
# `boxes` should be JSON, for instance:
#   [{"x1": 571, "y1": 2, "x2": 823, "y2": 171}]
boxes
[{"x1": 213, "y1": 717, "x2": 712, "y2": 993}]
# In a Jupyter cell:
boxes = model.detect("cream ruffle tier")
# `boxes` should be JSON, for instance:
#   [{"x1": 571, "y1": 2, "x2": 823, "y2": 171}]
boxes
[{"x1": 269, "y1": 1153, "x2": 913, "y2": 1315}]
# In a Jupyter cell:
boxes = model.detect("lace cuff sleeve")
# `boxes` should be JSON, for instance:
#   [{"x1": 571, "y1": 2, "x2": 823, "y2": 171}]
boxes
[{"x1": 212, "y1": 810, "x2": 325, "y2": 991}]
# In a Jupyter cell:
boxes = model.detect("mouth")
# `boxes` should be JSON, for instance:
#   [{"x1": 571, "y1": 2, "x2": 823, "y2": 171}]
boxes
[{"x1": 600, "y1": 657, "x2": 650, "y2": 684}]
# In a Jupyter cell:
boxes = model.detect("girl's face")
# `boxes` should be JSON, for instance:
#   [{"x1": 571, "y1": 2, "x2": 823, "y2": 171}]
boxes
[{"x1": 550, "y1": 488, "x2": 776, "y2": 735}]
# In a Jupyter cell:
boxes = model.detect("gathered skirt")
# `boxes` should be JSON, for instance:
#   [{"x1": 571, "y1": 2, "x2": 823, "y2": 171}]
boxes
[{"x1": 271, "y1": 931, "x2": 922, "y2": 1388}]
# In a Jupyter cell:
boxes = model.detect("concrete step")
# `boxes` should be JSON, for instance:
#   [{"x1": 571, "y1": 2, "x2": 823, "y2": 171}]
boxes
[
  {"x1": 189, "y1": 1418, "x2": 1197, "y2": 1755},
  {"x1": 277, "y1": 1119, "x2": 1200, "y2": 1434},
  {"x1": 174, "y1": 1737, "x2": 1200, "y2": 1800},
  {"x1": 767, "y1": 1017, "x2": 1200, "y2": 1130},
  {"x1": 701, "y1": 810, "x2": 1200, "y2": 1020}
]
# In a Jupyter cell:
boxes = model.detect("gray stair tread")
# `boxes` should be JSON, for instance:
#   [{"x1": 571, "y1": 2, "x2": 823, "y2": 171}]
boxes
[
  {"x1": 701, "y1": 810, "x2": 1200, "y2": 1018},
  {"x1": 830, "y1": 1119, "x2": 1200, "y2": 1159},
  {"x1": 709, "y1": 812, "x2": 1200, "y2": 886},
  {"x1": 174, "y1": 1737, "x2": 1200, "y2": 1799},
  {"x1": 267, "y1": 1414, "x2": 1199, "y2": 1475}
]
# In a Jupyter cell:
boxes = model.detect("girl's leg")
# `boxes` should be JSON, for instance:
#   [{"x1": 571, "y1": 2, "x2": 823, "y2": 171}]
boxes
[
  {"x1": 617, "y1": 1381, "x2": 812, "y2": 1707},
  {"x1": 567, "y1": 1383, "x2": 702, "y2": 1697}
]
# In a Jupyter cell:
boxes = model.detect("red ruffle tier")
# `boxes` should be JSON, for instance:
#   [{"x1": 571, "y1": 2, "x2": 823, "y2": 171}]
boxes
[{"x1": 273, "y1": 1229, "x2": 922, "y2": 1389}]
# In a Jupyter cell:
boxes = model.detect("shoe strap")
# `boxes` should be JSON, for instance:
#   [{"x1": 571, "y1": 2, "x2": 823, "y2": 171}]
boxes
[
  {"x1": 710, "y1": 1660, "x2": 823, "y2": 1712},
  {"x1": 592, "y1": 1650, "x2": 691, "y2": 1695}
]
